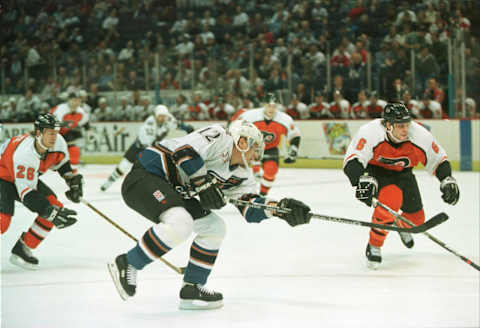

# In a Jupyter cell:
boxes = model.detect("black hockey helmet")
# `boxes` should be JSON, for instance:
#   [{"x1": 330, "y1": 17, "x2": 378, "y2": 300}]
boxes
[
  {"x1": 34, "y1": 113, "x2": 60, "y2": 132},
  {"x1": 382, "y1": 102, "x2": 411, "y2": 125}
]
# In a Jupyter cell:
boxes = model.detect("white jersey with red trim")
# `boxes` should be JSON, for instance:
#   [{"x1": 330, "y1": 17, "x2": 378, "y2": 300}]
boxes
[
  {"x1": 343, "y1": 119, "x2": 447, "y2": 175},
  {"x1": 238, "y1": 108, "x2": 300, "y2": 150},
  {"x1": 0, "y1": 134, "x2": 69, "y2": 202}
]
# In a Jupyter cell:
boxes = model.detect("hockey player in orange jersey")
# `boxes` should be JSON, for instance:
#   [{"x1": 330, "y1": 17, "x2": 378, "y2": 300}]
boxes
[
  {"x1": 238, "y1": 94, "x2": 301, "y2": 195},
  {"x1": 51, "y1": 92, "x2": 89, "y2": 168},
  {"x1": 0, "y1": 113, "x2": 83, "y2": 269},
  {"x1": 343, "y1": 102, "x2": 459, "y2": 269}
]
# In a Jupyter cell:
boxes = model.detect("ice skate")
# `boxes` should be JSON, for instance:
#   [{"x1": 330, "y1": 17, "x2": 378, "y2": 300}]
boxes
[
  {"x1": 398, "y1": 231, "x2": 414, "y2": 248},
  {"x1": 10, "y1": 234, "x2": 39, "y2": 270},
  {"x1": 107, "y1": 254, "x2": 137, "y2": 300},
  {"x1": 100, "y1": 177, "x2": 115, "y2": 192},
  {"x1": 365, "y1": 243, "x2": 381, "y2": 270},
  {"x1": 179, "y1": 283, "x2": 223, "y2": 310}
]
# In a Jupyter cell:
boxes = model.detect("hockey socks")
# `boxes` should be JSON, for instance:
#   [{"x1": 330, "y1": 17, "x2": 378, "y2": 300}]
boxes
[
  {"x1": 126, "y1": 227, "x2": 172, "y2": 270},
  {"x1": 183, "y1": 242, "x2": 219, "y2": 285}
]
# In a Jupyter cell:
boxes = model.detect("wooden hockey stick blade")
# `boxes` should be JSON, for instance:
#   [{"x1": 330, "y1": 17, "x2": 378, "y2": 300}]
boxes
[{"x1": 81, "y1": 199, "x2": 186, "y2": 275}]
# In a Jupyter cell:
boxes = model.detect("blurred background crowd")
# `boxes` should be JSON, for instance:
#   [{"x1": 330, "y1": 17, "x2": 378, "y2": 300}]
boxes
[{"x1": 0, "y1": 0, "x2": 479, "y2": 123}]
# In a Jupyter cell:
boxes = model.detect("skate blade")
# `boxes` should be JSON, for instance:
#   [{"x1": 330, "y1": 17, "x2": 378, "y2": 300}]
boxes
[
  {"x1": 107, "y1": 262, "x2": 129, "y2": 301},
  {"x1": 179, "y1": 299, "x2": 223, "y2": 310},
  {"x1": 366, "y1": 260, "x2": 380, "y2": 270},
  {"x1": 9, "y1": 254, "x2": 38, "y2": 270}
]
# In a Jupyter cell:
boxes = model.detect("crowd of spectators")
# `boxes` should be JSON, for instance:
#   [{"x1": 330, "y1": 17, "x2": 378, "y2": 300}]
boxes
[{"x1": 1, "y1": 0, "x2": 479, "y2": 123}]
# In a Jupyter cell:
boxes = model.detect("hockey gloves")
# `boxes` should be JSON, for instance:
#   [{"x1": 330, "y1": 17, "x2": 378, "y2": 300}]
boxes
[
  {"x1": 191, "y1": 174, "x2": 226, "y2": 210},
  {"x1": 283, "y1": 145, "x2": 298, "y2": 164},
  {"x1": 179, "y1": 121, "x2": 194, "y2": 134},
  {"x1": 64, "y1": 173, "x2": 84, "y2": 203},
  {"x1": 440, "y1": 176, "x2": 460, "y2": 205},
  {"x1": 276, "y1": 198, "x2": 311, "y2": 227},
  {"x1": 356, "y1": 175, "x2": 378, "y2": 207},
  {"x1": 43, "y1": 205, "x2": 77, "y2": 229}
]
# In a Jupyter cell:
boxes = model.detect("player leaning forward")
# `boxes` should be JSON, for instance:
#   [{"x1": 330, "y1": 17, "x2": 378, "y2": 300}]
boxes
[
  {"x1": 100, "y1": 104, "x2": 193, "y2": 191},
  {"x1": 0, "y1": 113, "x2": 83, "y2": 269},
  {"x1": 108, "y1": 120, "x2": 311, "y2": 309},
  {"x1": 343, "y1": 102, "x2": 459, "y2": 269}
]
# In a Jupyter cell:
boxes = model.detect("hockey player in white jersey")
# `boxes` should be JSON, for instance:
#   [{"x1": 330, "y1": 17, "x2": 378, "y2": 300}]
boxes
[
  {"x1": 0, "y1": 113, "x2": 83, "y2": 269},
  {"x1": 100, "y1": 105, "x2": 194, "y2": 191},
  {"x1": 107, "y1": 120, "x2": 311, "y2": 309},
  {"x1": 343, "y1": 102, "x2": 459, "y2": 269}
]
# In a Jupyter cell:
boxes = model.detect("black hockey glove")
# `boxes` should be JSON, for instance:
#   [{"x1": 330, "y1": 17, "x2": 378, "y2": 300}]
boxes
[
  {"x1": 440, "y1": 176, "x2": 459, "y2": 205},
  {"x1": 283, "y1": 145, "x2": 298, "y2": 164},
  {"x1": 43, "y1": 205, "x2": 77, "y2": 229},
  {"x1": 191, "y1": 174, "x2": 226, "y2": 210},
  {"x1": 356, "y1": 175, "x2": 378, "y2": 207},
  {"x1": 179, "y1": 121, "x2": 194, "y2": 134},
  {"x1": 276, "y1": 198, "x2": 311, "y2": 227},
  {"x1": 64, "y1": 173, "x2": 84, "y2": 203}
]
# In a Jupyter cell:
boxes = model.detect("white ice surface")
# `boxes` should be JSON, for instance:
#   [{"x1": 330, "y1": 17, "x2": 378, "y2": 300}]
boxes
[{"x1": 1, "y1": 165, "x2": 479, "y2": 328}]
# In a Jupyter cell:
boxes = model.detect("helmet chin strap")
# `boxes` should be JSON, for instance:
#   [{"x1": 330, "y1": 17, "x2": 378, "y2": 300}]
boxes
[
  {"x1": 386, "y1": 125, "x2": 404, "y2": 143},
  {"x1": 235, "y1": 141, "x2": 250, "y2": 168},
  {"x1": 35, "y1": 132, "x2": 50, "y2": 151}
]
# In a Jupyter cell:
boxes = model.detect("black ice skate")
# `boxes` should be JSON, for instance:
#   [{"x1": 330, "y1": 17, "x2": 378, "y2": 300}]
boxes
[
  {"x1": 10, "y1": 234, "x2": 39, "y2": 270},
  {"x1": 365, "y1": 243, "x2": 382, "y2": 270},
  {"x1": 100, "y1": 177, "x2": 115, "y2": 191},
  {"x1": 179, "y1": 283, "x2": 223, "y2": 310},
  {"x1": 398, "y1": 231, "x2": 414, "y2": 248},
  {"x1": 107, "y1": 254, "x2": 137, "y2": 300}
]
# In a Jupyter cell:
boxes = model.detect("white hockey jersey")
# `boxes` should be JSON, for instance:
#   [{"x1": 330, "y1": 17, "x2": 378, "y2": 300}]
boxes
[
  {"x1": 0, "y1": 134, "x2": 69, "y2": 202},
  {"x1": 137, "y1": 113, "x2": 178, "y2": 147},
  {"x1": 138, "y1": 124, "x2": 271, "y2": 222},
  {"x1": 344, "y1": 119, "x2": 447, "y2": 175}
]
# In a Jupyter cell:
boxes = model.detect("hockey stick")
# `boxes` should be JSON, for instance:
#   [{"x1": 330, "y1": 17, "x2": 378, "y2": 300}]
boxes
[
  {"x1": 228, "y1": 198, "x2": 448, "y2": 233},
  {"x1": 80, "y1": 198, "x2": 185, "y2": 275},
  {"x1": 379, "y1": 201, "x2": 480, "y2": 272},
  {"x1": 262, "y1": 154, "x2": 341, "y2": 161}
]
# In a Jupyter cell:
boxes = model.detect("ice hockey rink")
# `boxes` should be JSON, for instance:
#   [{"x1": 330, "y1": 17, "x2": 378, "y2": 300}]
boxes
[{"x1": 1, "y1": 165, "x2": 479, "y2": 328}]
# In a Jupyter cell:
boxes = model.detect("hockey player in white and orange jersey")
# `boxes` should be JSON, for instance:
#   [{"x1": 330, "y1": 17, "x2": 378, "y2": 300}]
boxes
[
  {"x1": 51, "y1": 92, "x2": 89, "y2": 167},
  {"x1": 0, "y1": 113, "x2": 83, "y2": 269},
  {"x1": 238, "y1": 95, "x2": 301, "y2": 195},
  {"x1": 343, "y1": 103, "x2": 459, "y2": 269}
]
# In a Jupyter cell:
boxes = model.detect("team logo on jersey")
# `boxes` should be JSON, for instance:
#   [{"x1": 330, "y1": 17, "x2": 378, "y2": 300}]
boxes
[
  {"x1": 221, "y1": 151, "x2": 229, "y2": 163},
  {"x1": 261, "y1": 131, "x2": 276, "y2": 144},
  {"x1": 378, "y1": 156, "x2": 411, "y2": 167},
  {"x1": 208, "y1": 171, "x2": 246, "y2": 190},
  {"x1": 153, "y1": 190, "x2": 166, "y2": 203}
]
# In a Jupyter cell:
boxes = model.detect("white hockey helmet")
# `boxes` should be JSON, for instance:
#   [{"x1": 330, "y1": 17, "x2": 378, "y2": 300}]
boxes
[
  {"x1": 229, "y1": 119, "x2": 265, "y2": 162},
  {"x1": 154, "y1": 104, "x2": 169, "y2": 116}
]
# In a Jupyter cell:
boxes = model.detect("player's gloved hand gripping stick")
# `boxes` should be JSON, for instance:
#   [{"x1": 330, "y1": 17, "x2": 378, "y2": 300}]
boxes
[{"x1": 229, "y1": 197, "x2": 448, "y2": 233}]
